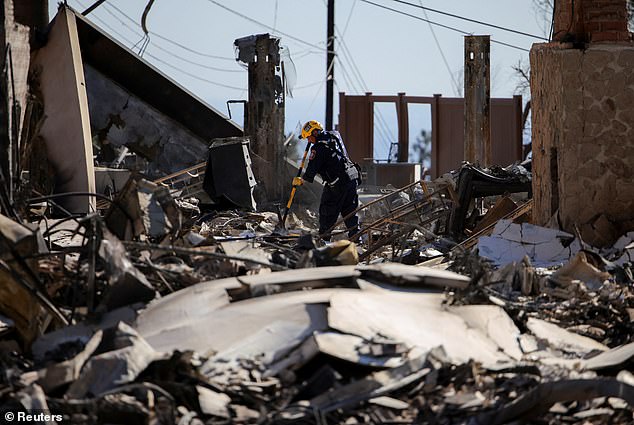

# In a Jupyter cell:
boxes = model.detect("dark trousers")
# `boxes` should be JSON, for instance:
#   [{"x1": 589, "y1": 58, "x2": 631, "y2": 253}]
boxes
[{"x1": 319, "y1": 179, "x2": 359, "y2": 238}]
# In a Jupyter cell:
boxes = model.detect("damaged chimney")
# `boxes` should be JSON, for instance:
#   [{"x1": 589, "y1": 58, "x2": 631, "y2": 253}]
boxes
[
  {"x1": 531, "y1": 0, "x2": 634, "y2": 246},
  {"x1": 553, "y1": 0, "x2": 631, "y2": 43}
]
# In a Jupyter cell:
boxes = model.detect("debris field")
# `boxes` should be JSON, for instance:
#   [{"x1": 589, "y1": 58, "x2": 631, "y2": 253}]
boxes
[{"x1": 1, "y1": 158, "x2": 633, "y2": 425}]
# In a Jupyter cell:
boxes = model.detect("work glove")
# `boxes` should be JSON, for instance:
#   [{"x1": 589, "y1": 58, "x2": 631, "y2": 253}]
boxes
[{"x1": 292, "y1": 177, "x2": 304, "y2": 186}]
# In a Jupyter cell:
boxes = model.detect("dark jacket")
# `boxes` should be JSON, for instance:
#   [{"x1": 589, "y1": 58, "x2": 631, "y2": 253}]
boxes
[{"x1": 303, "y1": 131, "x2": 349, "y2": 185}]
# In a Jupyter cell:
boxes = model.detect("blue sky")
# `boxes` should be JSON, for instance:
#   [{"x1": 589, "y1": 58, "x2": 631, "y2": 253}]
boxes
[{"x1": 49, "y1": 0, "x2": 549, "y2": 160}]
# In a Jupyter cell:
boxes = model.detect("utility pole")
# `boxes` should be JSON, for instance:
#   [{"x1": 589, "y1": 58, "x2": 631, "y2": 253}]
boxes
[
  {"x1": 325, "y1": 0, "x2": 335, "y2": 130},
  {"x1": 464, "y1": 35, "x2": 491, "y2": 166}
]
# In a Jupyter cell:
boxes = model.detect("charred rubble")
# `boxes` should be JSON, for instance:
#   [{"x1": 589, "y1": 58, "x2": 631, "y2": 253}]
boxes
[
  {"x1": 1, "y1": 2, "x2": 634, "y2": 425},
  {"x1": 0, "y1": 157, "x2": 633, "y2": 424}
]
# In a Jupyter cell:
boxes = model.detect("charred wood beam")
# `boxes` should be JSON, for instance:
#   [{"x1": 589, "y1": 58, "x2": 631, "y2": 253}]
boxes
[{"x1": 448, "y1": 164, "x2": 531, "y2": 238}]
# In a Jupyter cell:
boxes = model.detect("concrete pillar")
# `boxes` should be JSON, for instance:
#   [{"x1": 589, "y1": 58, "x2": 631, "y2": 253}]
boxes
[{"x1": 464, "y1": 35, "x2": 491, "y2": 166}]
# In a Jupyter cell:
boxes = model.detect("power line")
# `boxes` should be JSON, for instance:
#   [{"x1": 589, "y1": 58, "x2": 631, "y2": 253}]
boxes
[
  {"x1": 294, "y1": 79, "x2": 325, "y2": 90},
  {"x1": 335, "y1": 54, "x2": 392, "y2": 153},
  {"x1": 205, "y1": 0, "x2": 330, "y2": 53},
  {"x1": 358, "y1": 0, "x2": 530, "y2": 52},
  {"x1": 334, "y1": 51, "x2": 392, "y2": 150},
  {"x1": 418, "y1": 0, "x2": 461, "y2": 96},
  {"x1": 341, "y1": 0, "x2": 358, "y2": 37},
  {"x1": 83, "y1": 11, "x2": 247, "y2": 91},
  {"x1": 331, "y1": 15, "x2": 386, "y2": 145},
  {"x1": 102, "y1": 1, "x2": 237, "y2": 61},
  {"x1": 387, "y1": 0, "x2": 549, "y2": 41},
  {"x1": 93, "y1": 2, "x2": 244, "y2": 72},
  {"x1": 143, "y1": 51, "x2": 246, "y2": 90},
  {"x1": 334, "y1": 33, "x2": 394, "y2": 151}
]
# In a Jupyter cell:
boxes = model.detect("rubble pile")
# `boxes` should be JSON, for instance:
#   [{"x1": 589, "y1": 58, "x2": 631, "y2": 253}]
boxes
[
  {"x1": 0, "y1": 160, "x2": 633, "y2": 424},
  {"x1": 1, "y1": 2, "x2": 632, "y2": 422}
]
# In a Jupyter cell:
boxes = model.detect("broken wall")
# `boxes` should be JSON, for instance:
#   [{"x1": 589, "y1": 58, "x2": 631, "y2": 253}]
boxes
[
  {"x1": 29, "y1": 7, "x2": 96, "y2": 214},
  {"x1": 84, "y1": 65, "x2": 209, "y2": 178},
  {"x1": 531, "y1": 43, "x2": 634, "y2": 246},
  {"x1": 0, "y1": 0, "x2": 47, "y2": 200}
]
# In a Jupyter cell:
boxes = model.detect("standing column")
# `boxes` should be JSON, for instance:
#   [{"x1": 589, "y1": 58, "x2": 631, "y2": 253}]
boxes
[
  {"x1": 236, "y1": 34, "x2": 285, "y2": 203},
  {"x1": 464, "y1": 35, "x2": 491, "y2": 166}
]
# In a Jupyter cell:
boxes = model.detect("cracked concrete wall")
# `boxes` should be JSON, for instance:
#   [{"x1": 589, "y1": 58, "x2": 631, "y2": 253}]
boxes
[
  {"x1": 84, "y1": 64, "x2": 209, "y2": 178},
  {"x1": 531, "y1": 43, "x2": 634, "y2": 246}
]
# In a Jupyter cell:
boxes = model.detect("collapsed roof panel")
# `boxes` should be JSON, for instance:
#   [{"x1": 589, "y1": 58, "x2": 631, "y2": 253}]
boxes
[
  {"x1": 72, "y1": 8, "x2": 243, "y2": 142},
  {"x1": 84, "y1": 65, "x2": 213, "y2": 176}
]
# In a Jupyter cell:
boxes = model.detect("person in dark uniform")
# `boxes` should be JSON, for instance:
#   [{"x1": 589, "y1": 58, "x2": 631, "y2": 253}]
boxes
[{"x1": 293, "y1": 120, "x2": 360, "y2": 238}]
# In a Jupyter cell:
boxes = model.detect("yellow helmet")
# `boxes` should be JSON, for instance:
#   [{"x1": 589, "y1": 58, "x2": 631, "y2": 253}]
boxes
[{"x1": 300, "y1": 120, "x2": 323, "y2": 139}]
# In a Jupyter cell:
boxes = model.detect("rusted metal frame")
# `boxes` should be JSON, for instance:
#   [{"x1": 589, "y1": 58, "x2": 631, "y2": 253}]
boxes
[
  {"x1": 386, "y1": 209, "x2": 450, "y2": 233},
  {"x1": 351, "y1": 186, "x2": 450, "y2": 241},
  {"x1": 324, "y1": 179, "x2": 430, "y2": 236},
  {"x1": 359, "y1": 224, "x2": 415, "y2": 261},
  {"x1": 160, "y1": 172, "x2": 205, "y2": 187},
  {"x1": 351, "y1": 203, "x2": 420, "y2": 241},
  {"x1": 410, "y1": 192, "x2": 433, "y2": 227},
  {"x1": 153, "y1": 162, "x2": 207, "y2": 184},
  {"x1": 451, "y1": 199, "x2": 533, "y2": 251},
  {"x1": 172, "y1": 183, "x2": 206, "y2": 200},
  {"x1": 394, "y1": 227, "x2": 415, "y2": 261},
  {"x1": 360, "y1": 207, "x2": 448, "y2": 261},
  {"x1": 444, "y1": 184, "x2": 459, "y2": 205},
  {"x1": 367, "y1": 211, "x2": 449, "y2": 256},
  {"x1": 359, "y1": 207, "x2": 450, "y2": 261},
  {"x1": 358, "y1": 203, "x2": 448, "y2": 252},
  {"x1": 382, "y1": 186, "x2": 450, "y2": 222},
  {"x1": 419, "y1": 180, "x2": 430, "y2": 196}
]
